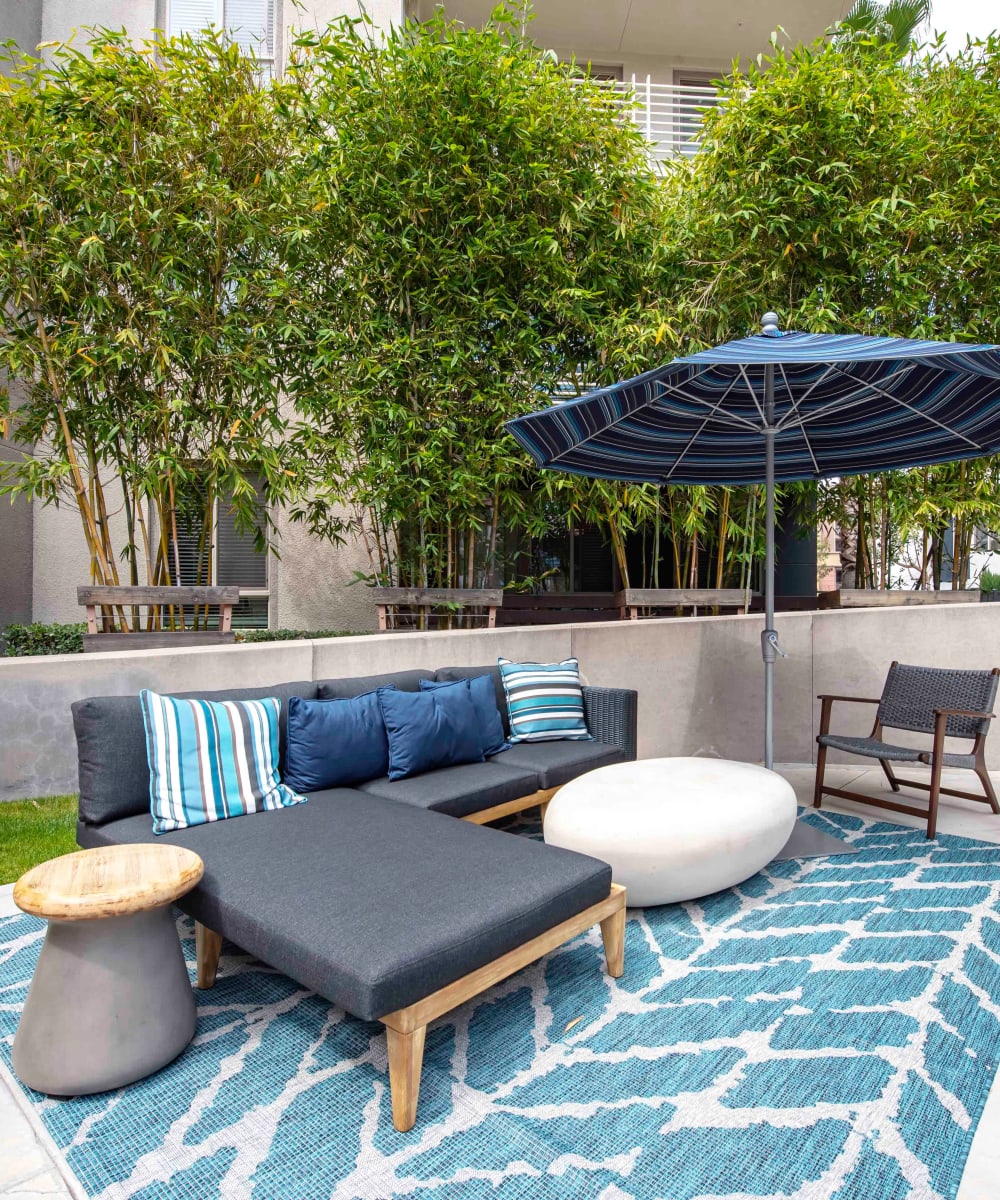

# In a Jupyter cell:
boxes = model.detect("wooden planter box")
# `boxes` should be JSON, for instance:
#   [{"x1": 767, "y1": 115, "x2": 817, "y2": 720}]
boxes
[
  {"x1": 822, "y1": 589, "x2": 979, "y2": 609},
  {"x1": 372, "y1": 588, "x2": 502, "y2": 631},
  {"x1": 78, "y1": 586, "x2": 241, "y2": 651}
]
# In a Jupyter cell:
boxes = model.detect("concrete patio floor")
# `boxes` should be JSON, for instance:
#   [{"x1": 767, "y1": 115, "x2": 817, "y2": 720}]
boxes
[{"x1": 2, "y1": 763, "x2": 999, "y2": 1199}]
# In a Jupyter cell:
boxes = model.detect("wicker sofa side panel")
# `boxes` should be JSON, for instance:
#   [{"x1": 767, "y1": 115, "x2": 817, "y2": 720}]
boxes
[{"x1": 582, "y1": 686, "x2": 638, "y2": 761}]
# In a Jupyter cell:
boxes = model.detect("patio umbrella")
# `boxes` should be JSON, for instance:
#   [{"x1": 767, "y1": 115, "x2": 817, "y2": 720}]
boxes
[{"x1": 506, "y1": 314, "x2": 1000, "y2": 770}]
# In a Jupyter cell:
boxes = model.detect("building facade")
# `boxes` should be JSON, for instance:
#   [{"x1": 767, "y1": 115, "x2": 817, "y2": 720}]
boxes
[{"x1": 0, "y1": 0, "x2": 847, "y2": 632}]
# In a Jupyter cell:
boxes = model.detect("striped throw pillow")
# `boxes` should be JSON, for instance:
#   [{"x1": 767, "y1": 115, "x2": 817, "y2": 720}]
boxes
[
  {"x1": 140, "y1": 690, "x2": 306, "y2": 834},
  {"x1": 497, "y1": 657, "x2": 593, "y2": 743}
]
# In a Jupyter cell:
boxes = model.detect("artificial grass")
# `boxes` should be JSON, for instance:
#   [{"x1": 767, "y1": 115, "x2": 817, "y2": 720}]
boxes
[{"x1": 0, "y1": 795, "x2": 79, "y2": 885}]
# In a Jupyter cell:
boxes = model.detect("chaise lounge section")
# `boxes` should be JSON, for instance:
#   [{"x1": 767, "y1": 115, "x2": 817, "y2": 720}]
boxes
[{"x1": 73, "y1": 663, "x2": 637, "y2": 1129}]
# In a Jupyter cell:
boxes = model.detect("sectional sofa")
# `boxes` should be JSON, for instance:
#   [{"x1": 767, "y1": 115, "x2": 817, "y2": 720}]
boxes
[{"x1": 73, "y1": 663, "x2": 638, "y2": 1129}]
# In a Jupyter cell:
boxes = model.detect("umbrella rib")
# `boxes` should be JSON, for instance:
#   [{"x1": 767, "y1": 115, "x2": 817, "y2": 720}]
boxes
[
  {"x1": 774, "y1": 364, "x2": 838, "y2": 432},
  {"x1": 661, "y1": 374, "x2": 745, "y2": 482},
  {"x1": 653, "y1": 376, "x2": 761, "y2": 431},
  {"x1": 543, "y1": 366, "x2": 740, "y2": 465},
  {"x1": 835, "y1": 367, "x2": 985, "y2": 450},
  {"x1": 780, "y1": 364, "x2": 920, "y2": 432},
  {"x1": 738, "y1": 364, "x2": 768, "y2": 425},
  {"x1": 776, "y1": 363, "x2": 822, "y2": 475}
]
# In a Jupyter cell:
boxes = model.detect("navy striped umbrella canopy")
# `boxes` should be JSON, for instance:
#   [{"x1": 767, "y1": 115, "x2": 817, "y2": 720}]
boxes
[
  {"x1": 506, "y1": 329, "x2": 1000, "y2": 485},
  {"x1": 507, "y1": 321, "x2": 1000, "y2": 773}
]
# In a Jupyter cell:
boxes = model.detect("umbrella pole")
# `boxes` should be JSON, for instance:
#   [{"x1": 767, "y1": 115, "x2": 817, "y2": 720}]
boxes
[{"x1": 763, "y1": 362, "x2": 777, "y2": 770}]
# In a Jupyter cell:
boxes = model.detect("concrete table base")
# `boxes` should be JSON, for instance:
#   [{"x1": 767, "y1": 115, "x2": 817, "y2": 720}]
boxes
[
  {"x1": 544, "y1": 757, "x2": 798, "y2": 906},
  {"x1": 13, "y1": 906, "x2": 196, "y2": 1096}
]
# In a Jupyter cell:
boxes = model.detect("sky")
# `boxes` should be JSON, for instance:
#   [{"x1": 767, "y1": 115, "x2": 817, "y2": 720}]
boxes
[{"x1": 930, "y1": 0, "x2": 999, "y2": 53}]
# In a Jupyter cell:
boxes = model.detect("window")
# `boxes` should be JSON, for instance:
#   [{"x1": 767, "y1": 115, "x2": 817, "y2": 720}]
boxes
[
  {"x1": 672, "y1": 70, "x2": 721, "y2": 157},
  {"x1": 173, "y1": 478, "x2": 270, "y2": 628},
  {"x1": 972, "y1": 526, "x2": 1000, "y2": 553},
  {"x1": 587, "y1": 64, "x2": 624, "y2": 83},
  {"x1": 167, "y1": 0, "x2": 277, "y2": 76}
]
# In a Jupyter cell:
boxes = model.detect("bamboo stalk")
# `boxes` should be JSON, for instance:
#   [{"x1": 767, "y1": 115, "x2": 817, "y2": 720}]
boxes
[{"x1": 487, "y1": 489, "x2": 499, "y2": 587}]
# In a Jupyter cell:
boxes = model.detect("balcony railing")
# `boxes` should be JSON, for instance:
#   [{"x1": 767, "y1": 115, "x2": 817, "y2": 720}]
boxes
[{"x1": 580, "y1": 77, "x2": 722, "y2": 162}]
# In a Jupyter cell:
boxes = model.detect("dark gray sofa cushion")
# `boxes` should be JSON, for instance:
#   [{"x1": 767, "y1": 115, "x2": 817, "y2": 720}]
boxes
[
  {"x1": 357, "y1": 761, "x2": 540, "y2": 818},
  {"x1": 78, "y1": 789, "x2": 611, "y2": 1022},
  {"x1": 316, "y1": 669, "x2": 434, "y2": 699},
  {"x1": 490, "y1": 740, "x2": 625, "y2": 789},
  {"x1": 435, "y1": 665, "x2": 508, "y2": 734},
  {"x1": 73, "y1": 680, "x2": 317, "y2": 827}
]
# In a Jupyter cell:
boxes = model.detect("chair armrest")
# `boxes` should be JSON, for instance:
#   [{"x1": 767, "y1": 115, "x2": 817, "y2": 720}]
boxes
[
  {"x1": 816, "y1": 695, "x2": 881, "y2": 705},
  {"x1": 933, "y1": 708, "x2": 995, "y2": 720},
  {"x1": 582, "y1": 686, "x2": 638, "y2": 761}
]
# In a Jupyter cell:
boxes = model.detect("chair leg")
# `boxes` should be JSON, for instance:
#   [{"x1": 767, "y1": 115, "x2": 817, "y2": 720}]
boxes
[
  {"x1": 879, "y1": 759, "x2": 901, "y2": 793},
  {"x1": 927, "y1": 719, "x2": 947, "y2": 840},
  {"x1": 813, "y1": 742, "x2": 828, "y2": 809},
  {"x1": 976, "y1": 761, "x2": 1000, "y2": 815},
  {"x1": 385, "y1": 1024, "x2": 426, "y2": 1133}
]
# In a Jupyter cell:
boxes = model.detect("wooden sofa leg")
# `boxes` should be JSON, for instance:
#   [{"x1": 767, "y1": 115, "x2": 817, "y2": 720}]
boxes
[
  {"x1": 196, "y1": 923, "x2": 222, "y2": 989},
  {"x1": 600, "y1": 884, "x2": 626, "y2": 978},
  {"x1": 384, "y1": 1024, "x2": 426, "y2": 1132}
]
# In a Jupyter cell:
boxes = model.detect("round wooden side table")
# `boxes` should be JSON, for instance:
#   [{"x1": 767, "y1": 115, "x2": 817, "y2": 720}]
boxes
[{"x1": 12, "y1": 843, "x2": 204, "y2": 1096}]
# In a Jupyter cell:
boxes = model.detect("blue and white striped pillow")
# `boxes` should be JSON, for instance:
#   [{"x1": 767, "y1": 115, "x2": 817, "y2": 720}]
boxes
[
  {"x1": 497, "y1": 657, "x2": 593, "y2": 743},
  {"x1": 140, "y1": 690, "x2": 306, "y2": 834}
]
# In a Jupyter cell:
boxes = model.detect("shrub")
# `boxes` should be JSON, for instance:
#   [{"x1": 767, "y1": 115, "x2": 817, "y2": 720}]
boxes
[
  {"x1": 980, "y1": 569, "x2": 1000, "y2": 593},
  {"x1": 234, "y1": 629, "x2": 368, "y2": 643},
  {"x1": 2, "y1": 622, "x2": 85, "y2": 656}
]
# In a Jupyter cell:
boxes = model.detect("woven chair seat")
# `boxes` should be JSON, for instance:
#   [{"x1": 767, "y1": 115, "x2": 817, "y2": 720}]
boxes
[
  {"x1": 817, "y1": 734, "x2": 923, "y2": 762},
  {"x1": 918, "y1": 749, "x2": 978, "y2": 769}
]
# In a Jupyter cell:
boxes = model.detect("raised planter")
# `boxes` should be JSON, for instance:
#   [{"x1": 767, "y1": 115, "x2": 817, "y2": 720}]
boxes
[{"x1": 823, "y1": 589, "x2": 979, "y2": 608}]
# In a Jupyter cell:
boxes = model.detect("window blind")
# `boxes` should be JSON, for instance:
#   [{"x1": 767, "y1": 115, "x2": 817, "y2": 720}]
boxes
[
  {"x1": 168, "y1": 0, "x2": 220, "y2": 37},
  {"x1": 168, "y1": 0, "x2": 274, "y2": 63},
  {"x1": 225, "y1": 0, "x2": 274, "y2": 59}
]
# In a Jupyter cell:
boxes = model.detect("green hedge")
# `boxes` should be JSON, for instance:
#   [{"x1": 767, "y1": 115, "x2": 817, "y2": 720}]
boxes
[
  {"x1": 235, "y1": 629, "x2": 368, "y2": 643},
  {"x1": 2, "y1": 622, "x2": 86, "y2": 656},
  {"x1": 0, "y1": 623, "x2": 370, "y2": 655}
]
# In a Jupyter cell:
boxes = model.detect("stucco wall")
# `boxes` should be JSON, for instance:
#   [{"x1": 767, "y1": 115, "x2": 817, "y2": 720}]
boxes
[
  {"x1": 269, "y1": 507, "x2": 378, "y2": 632},
  {"x1": 40, "y1": 0, "x2": 156, "y2": 46},
  {"x1": 0, "y1": 445, "x2": 34, "y2": 629},
  {"x1": 1, "y1": 0, "x2": 43, "y2": 65},
  {"x1": 4, "y1": 602, "x2": 1000, "y2": 802}
]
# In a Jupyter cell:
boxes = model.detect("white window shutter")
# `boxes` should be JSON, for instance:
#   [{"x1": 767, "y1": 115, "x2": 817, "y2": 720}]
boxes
[
  {"x1": 224, "y1": 0, "x2": 274, "y2": 59},
  {"x1": 168, "y1": 0, "x2": 221, "y2": 37}
]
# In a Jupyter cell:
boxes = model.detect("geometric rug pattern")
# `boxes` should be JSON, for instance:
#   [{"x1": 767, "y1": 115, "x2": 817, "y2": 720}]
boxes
[{"x1": 2, "y1": 809, "x2": 1000, "y2": 1200}]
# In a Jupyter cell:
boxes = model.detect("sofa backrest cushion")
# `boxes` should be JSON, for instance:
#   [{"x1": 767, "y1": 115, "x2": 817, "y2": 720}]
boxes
[
  {"x1": 420, "y1": 676, "x2": 508, "y2": 757},
  {"x1": 434, "y1": 665, "x2": 509, "y2": 735},
  {"x1": 378, "y1": 682, "x2": 485, "y2": 780},
  {"x1": 315, "y1": 669, "x2": 434, "y2": 699},
  {"x1": 74, "y1": 680, "x2": 317, "y2": 827},
  {"x1": 141, "y1": 691, "x2": 307, "y2": 834},
  {"x1": 283, "y1": 691, "x2": 390, "y2": 792}
]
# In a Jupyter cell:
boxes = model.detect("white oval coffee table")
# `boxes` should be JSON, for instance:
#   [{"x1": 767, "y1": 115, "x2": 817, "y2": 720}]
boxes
[{"x1": 544, "y1": 757, "x2": 797, "y2": 906}]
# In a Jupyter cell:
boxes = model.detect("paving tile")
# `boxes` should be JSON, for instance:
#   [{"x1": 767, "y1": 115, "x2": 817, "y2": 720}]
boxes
[
  {"x1": 0, "y1": 884, "x2": 19, "y2": 919},
  {"x1": 1, "y1": 1170, "x2": 73, "y2": 1198},
  {"x1": 0, "y1": 1070, "x2": 73, "y2": 1200}
]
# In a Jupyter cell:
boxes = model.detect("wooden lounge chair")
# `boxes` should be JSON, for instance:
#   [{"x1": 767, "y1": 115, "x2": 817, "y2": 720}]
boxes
[{"x1": 813, "y1": 661, "x2": 1000, "y2": 839}]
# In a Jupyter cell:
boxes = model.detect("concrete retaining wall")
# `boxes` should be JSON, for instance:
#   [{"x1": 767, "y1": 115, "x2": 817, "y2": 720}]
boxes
[{"x1": 2, "y1": 602, "x2": 998, "y2": 801}]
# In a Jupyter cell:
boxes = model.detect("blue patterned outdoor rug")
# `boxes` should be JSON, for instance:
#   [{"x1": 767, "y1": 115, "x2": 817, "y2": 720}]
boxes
[{"x1": 3, "y1": 809, "x2": 1000, "y2": 1200}]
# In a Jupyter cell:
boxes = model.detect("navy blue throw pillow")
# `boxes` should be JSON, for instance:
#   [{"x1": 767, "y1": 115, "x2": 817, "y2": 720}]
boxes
[
  {"x1": 284, "y1": 691, "x2": 391, "y2": 791},
  {"x1": 420, "y1": 675, "x2": 509, "y2": 757},
  {"x1": 377, "y1": 683, "x2": 485, "y2": 780}
]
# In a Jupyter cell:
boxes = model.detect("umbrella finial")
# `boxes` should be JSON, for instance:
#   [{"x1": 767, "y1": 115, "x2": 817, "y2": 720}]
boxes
[{"x1": 761, "y1": 312, "x2": 781, "y2": 336}]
